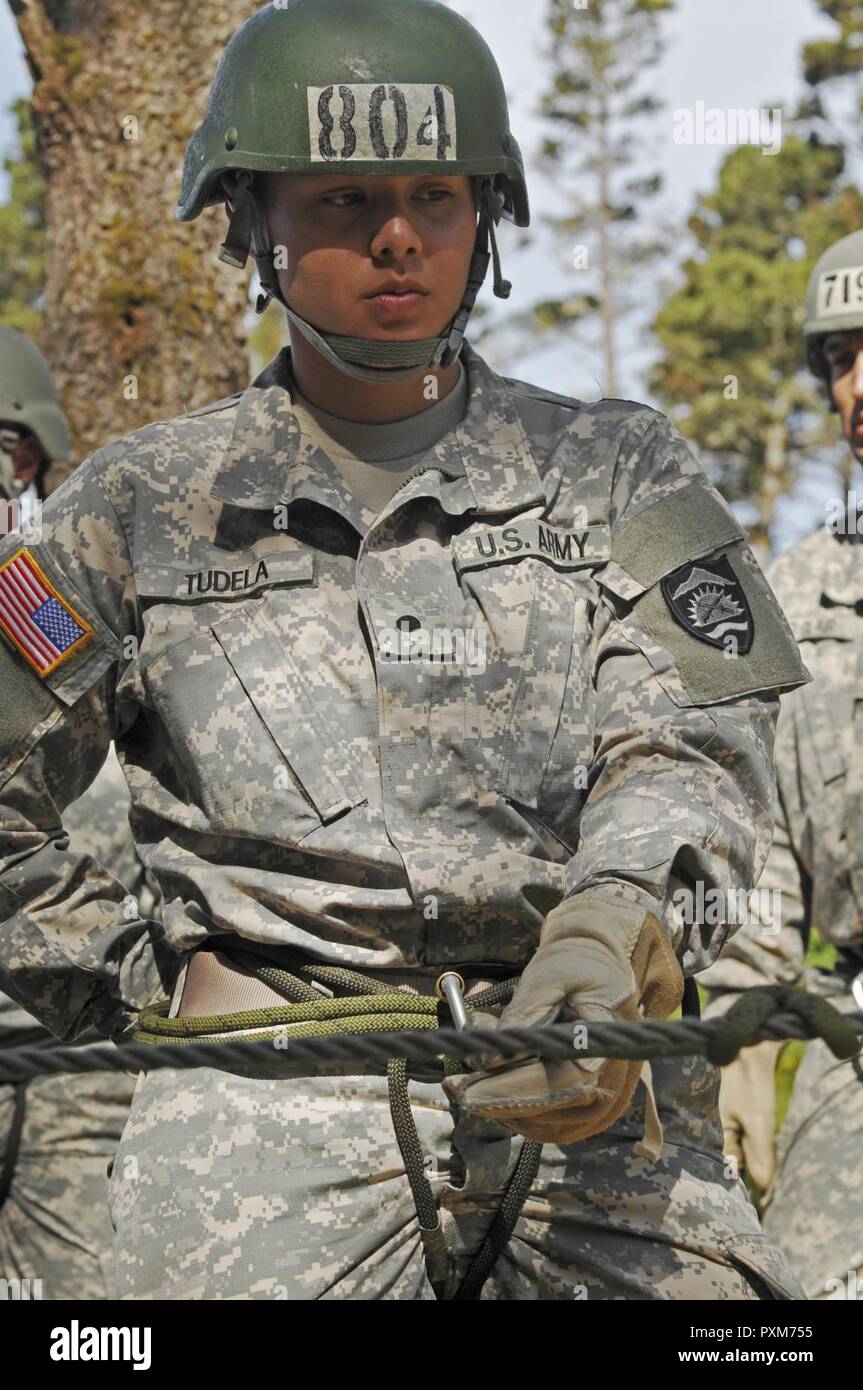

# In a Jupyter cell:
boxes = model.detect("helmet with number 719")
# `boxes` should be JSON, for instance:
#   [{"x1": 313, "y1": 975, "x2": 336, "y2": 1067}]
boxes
[
  {"x1": 804, "y1": 229, "x2": 863, "y2": 399},
  {"x1": 177, "y1": 0, "x2": 530, "y2": 383}
]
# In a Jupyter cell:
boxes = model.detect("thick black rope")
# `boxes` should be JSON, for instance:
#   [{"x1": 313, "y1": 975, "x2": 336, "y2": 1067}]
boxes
[
  {"x1": 386, "y1": 1047, "x2": 543, "y2": 1303},
  {"x1": 706, "y1": 985, "x2": 858, "y2": 1065},
  {"x1": 452, "y1": 1137, "x2": 544, "y2": 1301},
  {"x1": 0, "y1": 1083, "x2": 26, "y2": 1210},
  {"x1": 2, "y1": 988, "x2": 855, "y2": 1303},
  {"x1": 1, "y1": 998, "x2": 860, "y2": 1083},
  {"x1": 387, "y1": 1055, "x2": 439, "y2": 1232}
]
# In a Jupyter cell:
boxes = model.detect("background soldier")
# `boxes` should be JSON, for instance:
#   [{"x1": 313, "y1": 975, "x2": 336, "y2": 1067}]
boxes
[
  {"x1": 0, "y1": 326, "x2": 72, "y2": 510},
  {"x1": 0, "y1": 0, "x2": 808, "y2": 1299},
  {"x1": 702, "y1": 228, "x2": 863, "y2": 1300},
  {"x1": 0, "y1": 325, "x2": 156, "y2": 1300}
]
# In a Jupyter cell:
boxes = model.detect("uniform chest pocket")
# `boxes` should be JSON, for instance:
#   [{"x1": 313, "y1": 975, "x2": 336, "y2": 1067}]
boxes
[
  {"x1": 451, "y1": 557, "x2": 594, "y2": 811},
  {"x1": 140, "y1": 592, "x2": 364, "y2": 846}
]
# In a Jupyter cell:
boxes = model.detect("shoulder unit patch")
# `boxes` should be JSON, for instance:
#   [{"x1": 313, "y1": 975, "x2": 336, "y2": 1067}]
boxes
[
  {"x1": 0, "y1": 548, "x2": 93, "y2": 676},
  {"x1": 659, "y1": 554, "x2": 754, "y2": 654}
]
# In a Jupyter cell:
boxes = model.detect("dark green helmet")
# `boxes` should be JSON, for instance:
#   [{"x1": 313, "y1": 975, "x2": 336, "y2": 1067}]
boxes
[
  {"x1": 178, "y1": 0, "x2": 529, "y2": 383},
  {"x1": 0, "y1": 326, "x2": 70, "y2": 462},
  {"x1": 178, "y1": 0, "x2": 528, "y2": 226},
  {"x1": 804, "y1": 229, "x2": 863, "y2": 398}
]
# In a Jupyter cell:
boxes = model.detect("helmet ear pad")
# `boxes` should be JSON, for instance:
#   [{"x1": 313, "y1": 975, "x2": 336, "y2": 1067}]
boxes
[
  {"x1": 809, "y1": 333, "x2": 849, "y2": 415},
  {"x1": 806, "y1": 335, "x2": 832, "y2": 409}
]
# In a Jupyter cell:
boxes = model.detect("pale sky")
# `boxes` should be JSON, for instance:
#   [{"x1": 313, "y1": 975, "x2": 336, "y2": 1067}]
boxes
[{"x1": 0, "y1": 0, "x2": 846, "y2": 544}]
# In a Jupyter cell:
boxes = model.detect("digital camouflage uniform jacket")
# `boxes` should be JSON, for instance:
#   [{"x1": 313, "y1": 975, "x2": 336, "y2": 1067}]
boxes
[
  {"x1": 703, "y1": 524, "x2": 863, "y2": 998},
  {"x1": 1, "y1": 463, "x2": 158, "y2": 1300},
  {"x1": 1, "y1": 452, "x2": 158, "y2": 1044},
  {"x1": 0, "y1": 743, "x2": 159, "y2": 1045},
  {"x1": 0, "y1": 343, "x2": 808, "y2": 1042}
]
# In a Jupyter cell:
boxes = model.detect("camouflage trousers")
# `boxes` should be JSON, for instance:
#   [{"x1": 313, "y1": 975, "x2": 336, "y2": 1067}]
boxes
[
  {"x1": 762, "y1": 976, "x2": 863, "y2": 1300},
  {"x1": 0, "y1": 1068, "x2": 136, "y2": 1300},
  {"x1": 107, "y1": 1050, "x2": 803, "y2": 1301}
]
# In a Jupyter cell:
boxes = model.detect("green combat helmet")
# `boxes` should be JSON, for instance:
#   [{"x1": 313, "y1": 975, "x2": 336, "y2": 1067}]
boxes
[
  {"x1": 0, "y1": 326, "x2": 71, "y2": 498},
  {"x1": 177, "y1": 0, "x2": 529, "y2": 384},
  {"x1": 804, "y1": 228, "x2": 863, "y2": 406}
]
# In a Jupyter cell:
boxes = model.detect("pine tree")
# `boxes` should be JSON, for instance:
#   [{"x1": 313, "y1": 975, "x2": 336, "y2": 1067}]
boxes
[
  {"x1": 802, "y1": 0, "x2": 863, "y2": 135},
  {"x1": 650, "y1": 135, "x2": 863, "y2": 552},
  {"x1": 483, "y1": 0, "x2": 674, "y2": 395}
]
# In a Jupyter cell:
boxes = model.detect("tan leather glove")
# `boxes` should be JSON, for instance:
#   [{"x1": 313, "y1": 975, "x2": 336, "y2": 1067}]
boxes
[
  {"x1": 703, "y1": 992, "x2": 782, "y2": 1191},
  {"x1": 716, "y1": 1041, "x2": 783, "y2": 1190},
  {"x1": 444, "y1": 883, "x2": 683, "y2": 1149}
]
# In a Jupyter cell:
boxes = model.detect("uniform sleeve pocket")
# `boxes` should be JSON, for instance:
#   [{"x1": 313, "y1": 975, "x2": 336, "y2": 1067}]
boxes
[
  {"x1": 0, "y1": 543, "x2": 119, "y2": 709},
  {"x1": 719, "y1": 1233, "x2": 805, "y2": 1300},
  {"x1": 611, "y1": 541, "x2": 809, "y2": 708}
]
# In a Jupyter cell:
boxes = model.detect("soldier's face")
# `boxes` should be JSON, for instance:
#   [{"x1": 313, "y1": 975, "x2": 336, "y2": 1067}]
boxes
[
  {"x1": 0, "y1": 429, "x2": 43, "y2": 495},
  {"x1": 257, "y1": 173, "x2": 477, "y2": 340},
  {"x1": 824, "y1": 329, "x2": 863, "y2": 461}
]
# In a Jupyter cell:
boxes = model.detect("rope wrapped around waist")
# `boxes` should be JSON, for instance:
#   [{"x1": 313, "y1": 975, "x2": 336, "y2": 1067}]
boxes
[
  {"x1": 133, "y1": 944, "x2": 520, "y2": 1075},
  {"x1": 132, "y1": 943, "x2": 535, "y2": 1300}
]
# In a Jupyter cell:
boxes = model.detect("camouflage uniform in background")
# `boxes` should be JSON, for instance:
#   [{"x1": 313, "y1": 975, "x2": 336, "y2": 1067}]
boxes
[
  {"x1": 702, "y1": 526, "x2": 863, "y2": 1300},
  {"x1": 0, "y1": 336, "x2": 810, "y2": 1299},
  {"x1": 0, "y1": 329, "x2": 153, "y2": 1300},
  {"x1": 0, "y1": 746, "x2": 159, "y2": 1300}
]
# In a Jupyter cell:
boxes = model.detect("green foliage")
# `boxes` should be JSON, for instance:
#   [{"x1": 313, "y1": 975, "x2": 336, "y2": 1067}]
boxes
[
  {"x1": 802, "y1": 1, "x2": 863, "y2": 106},
  {"x1": 806, "y1": 925, "x2": 840, "y2": 973},
  {"x1": 650, "y1": 134, "x2": 863, "y2": 547},
  {"x1": 0, "y1": 99, "x2": 45, "y2": 337},
  {"x1": 773, "y1": 939, "x2": 836, "y2": 1161},
  {"x1": 774, "y1": 1040, "x2": 806, "y2": 1134},
  {"x1": 651, "y1": 3, "x2": 863, "y2": 547},
  {"x1": 540, "y1": 0, "x2": 675, "y2": 286}
]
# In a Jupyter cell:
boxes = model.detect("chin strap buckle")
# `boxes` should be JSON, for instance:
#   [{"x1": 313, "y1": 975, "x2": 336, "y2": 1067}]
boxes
[
  {"x1": 218, "y1": 171, "x2": 255, "y2": 269},
  {"x1": 219, "y1": 171, "x2": 284, "y2": 315}
]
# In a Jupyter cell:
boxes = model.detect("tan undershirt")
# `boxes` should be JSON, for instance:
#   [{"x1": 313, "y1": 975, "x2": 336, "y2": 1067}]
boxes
[{"x1": 289, "y1": 357, "x2": 468, "y2": 515}]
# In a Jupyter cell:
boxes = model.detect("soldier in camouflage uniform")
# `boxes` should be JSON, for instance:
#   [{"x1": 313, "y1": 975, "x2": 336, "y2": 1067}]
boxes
[
  {"x1": 702, "y1": 230, "x2": 863, "y2": 1301},
  {"x1": 0, "y1": 328, "x2": 152, "y2": 1300},
  {"x1": 0, "y1": 0, "x2": 809, "y2": 1299},
  {"x1": 0, "y1": 326, "x2": 72, "y2": 513}
]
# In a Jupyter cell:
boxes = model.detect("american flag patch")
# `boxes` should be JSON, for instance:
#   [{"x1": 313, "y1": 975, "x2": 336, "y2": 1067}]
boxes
[{"x1": 0, "y1": 548, "x2": 93, "y2": 676}]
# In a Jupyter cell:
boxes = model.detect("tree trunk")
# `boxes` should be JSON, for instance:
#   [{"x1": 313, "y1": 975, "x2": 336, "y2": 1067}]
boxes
[
  {"x1": 751, "y1": 416, "x2": 789, "y2": 558},
  {"x1": 596, "y1": 94, "x2": 618, "y2": 400},
  {"x1": 8, "y1": 0, "x2": 259, "y2": 458}
]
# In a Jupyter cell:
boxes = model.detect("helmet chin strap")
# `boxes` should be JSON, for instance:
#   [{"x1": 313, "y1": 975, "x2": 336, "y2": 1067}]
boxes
[
  {"x1": 0, "y1": 445, "x2": 22, "y2": 500},
  {"x1": 219, "y1": 171, "x2": 511, "y2": 385}
]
